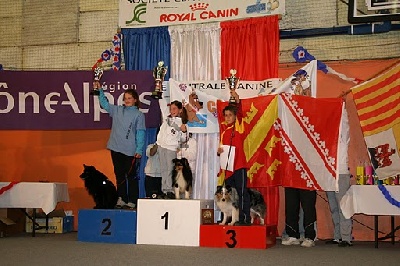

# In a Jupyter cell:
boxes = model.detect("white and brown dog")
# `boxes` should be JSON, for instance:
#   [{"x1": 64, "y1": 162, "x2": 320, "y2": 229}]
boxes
[
  {"x1": 215, "y1": 185, "x2": 267, "y2": 225},
  {"x1": 215, "y1": 185, "x2": 240, "y2": 225},
  {"x1": 171, "y1": 158, "x2": 193, "y2": 199}
]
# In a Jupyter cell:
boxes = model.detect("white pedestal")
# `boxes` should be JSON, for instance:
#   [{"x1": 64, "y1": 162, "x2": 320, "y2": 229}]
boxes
[{"x1": 137, "y1": 199, "x2": 213, "y2": 247}]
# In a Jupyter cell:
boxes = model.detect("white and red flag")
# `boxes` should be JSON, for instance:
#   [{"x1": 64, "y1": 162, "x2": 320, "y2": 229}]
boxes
[{"x1": 278, "y1": 94, "x2": 343, "y2": 191}]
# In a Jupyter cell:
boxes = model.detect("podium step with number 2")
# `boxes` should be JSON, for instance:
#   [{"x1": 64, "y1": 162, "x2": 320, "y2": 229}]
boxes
[{"x1": 78, "y1": 209, "x2": 137, "y2": 244}]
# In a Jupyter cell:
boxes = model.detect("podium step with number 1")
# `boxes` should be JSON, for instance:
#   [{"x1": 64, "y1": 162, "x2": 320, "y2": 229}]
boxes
[{"x1": 136, "y1": 199, "x2": 214, "y2": 247}]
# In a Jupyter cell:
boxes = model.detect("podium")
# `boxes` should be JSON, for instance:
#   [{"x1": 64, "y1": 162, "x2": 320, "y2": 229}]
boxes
[
  {"x1": 136, "y1": 199, "x2": 213, "y2": 246},
  {"x1": 78, "y1": 209, "x2": 137, "y2": 244},
  {"x1": 200, "y1": 224, "x2": 277, "y2": 249}
]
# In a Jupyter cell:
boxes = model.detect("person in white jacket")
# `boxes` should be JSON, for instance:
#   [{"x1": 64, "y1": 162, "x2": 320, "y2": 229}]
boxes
[
  {"x1": 156, "y1": 99, "x2": 188, "y2": 196},
  {"x1": 144, "y1": 143, "x2": 162, "y2": 198}
]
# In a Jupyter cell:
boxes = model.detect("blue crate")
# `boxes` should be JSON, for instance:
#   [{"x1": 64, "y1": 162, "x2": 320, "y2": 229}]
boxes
[{"x1": 78, "y1": 209, "x2": 137, "y2": 244}]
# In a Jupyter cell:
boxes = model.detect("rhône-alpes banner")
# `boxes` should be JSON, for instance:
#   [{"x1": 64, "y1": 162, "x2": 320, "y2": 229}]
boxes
[{"x1": 0, "y1": 70, "x2": 159, "y2": 130}]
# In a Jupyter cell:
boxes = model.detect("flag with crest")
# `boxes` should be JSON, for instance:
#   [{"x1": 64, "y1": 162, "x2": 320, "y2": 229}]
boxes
[{"x1": 351, "y1": 62, "x2": 400, "y2": 179}]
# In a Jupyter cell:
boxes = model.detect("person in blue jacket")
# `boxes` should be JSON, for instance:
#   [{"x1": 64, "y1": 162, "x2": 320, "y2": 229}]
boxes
[{"x1": 98, "y1": 85, "x2": 146, "y2": 209}]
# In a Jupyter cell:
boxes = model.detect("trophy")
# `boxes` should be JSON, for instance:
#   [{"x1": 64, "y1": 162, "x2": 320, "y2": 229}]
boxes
[
  {"x1": 226, "y1": 69, "x2": 240, "y2": 104},
  {"x1": 151, "y1": 61, "x2": 168, "y2": 99},
  {"x1": 91, "y1": 67, "x2": 103, "y2": 96}
]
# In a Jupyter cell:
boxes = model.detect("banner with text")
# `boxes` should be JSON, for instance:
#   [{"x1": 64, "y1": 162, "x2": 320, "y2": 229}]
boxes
[
  {"x1": 119, "y1": 0, "x2": 285, "y2": 28},
  {"x1": 0, "y1": 71, "x2": 160, "y2": 130},
  {"x1": 168, "y1": 77, "x2": 281, "y2": 133}
]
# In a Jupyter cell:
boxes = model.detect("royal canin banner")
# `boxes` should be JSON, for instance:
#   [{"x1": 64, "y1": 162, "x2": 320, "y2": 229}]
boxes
[
  {"x1": 0, "y1": 71, "x2": 160, "y2": 130},
  {"x1": 119, "y1": 0, "x2": 285, "y2": 28}
]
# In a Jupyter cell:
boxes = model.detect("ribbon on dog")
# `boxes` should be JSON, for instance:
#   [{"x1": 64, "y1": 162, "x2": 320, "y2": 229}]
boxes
[{"x1": 0, "y1": 181, "x2": 20, "y2": 196}]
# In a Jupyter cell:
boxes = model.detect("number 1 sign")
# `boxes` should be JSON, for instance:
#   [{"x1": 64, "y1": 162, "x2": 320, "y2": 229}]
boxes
[{"x1": 136, "y1": 199, "x2": 213, "y2": 247}]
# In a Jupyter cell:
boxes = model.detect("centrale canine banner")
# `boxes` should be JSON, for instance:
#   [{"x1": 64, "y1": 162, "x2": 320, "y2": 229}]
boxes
[{"x1": 0, "y1": 70, "x2": 160, "y2": 130}]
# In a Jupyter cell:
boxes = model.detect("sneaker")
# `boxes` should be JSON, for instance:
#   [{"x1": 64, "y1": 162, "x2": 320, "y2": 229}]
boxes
[
  {"x1": 325, "y1": 239, "x2": 341, "y2": 244},
  {"x1": 338, "y1": 241, "x2": 353, "y2": 247},
  {"x1": 125, "y1": 202, "x2": 136, "y2": 209},
  {"x1": 301, "y1": 238, "x2": 315, "y2": 248},
  {"x1": 116, "y1": 197, "x2": 126, "y2": 208},
  {"x1": 282, "y1": 237, "x2": 301, "y2": 246}
]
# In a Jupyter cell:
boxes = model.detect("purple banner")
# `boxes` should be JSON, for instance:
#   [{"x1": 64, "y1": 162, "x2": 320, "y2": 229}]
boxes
[{"x1": 0, "y1": 70, "x2": 161, "y2": 130}]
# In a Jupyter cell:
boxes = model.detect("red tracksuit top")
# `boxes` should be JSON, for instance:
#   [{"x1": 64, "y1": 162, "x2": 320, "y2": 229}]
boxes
[{"x1": 219, "y1": 105, "x2": 247, "y2": 179}]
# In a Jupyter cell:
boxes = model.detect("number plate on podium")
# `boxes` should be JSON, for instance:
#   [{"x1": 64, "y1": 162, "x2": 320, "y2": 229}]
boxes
[
  {"x1": 136, "y1": 199, "x2": 213, "y2": 246},
  {"x1": 77, "y1": 209, "x2": 137, "y2": 244},
  {"x1": 200, "y1": 224, "x2": 277, "y2": 249}
]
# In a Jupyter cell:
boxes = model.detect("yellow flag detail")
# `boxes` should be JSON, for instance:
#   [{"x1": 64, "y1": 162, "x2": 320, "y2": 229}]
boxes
[
  {"x1": 266, "y1": 159, "x2": 282, "y2": 180},
  {"x1": 248, "y1": 162, "x2": 264, "y2": 183},
  {"x1": 244, "y1": 96, "x2": 278, "y2": 161},
  {"x1": 265, "y1": 135, "x2": 281, "y2": 156}
]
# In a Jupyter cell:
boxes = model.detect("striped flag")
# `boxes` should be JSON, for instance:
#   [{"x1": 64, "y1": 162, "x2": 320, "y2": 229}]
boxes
[
  {"x1": 278, "y1": 94, "x2": 342, "y2": 191},
  {"x1": 351, "y1": 62, "x2": 400, "y2": 179}
]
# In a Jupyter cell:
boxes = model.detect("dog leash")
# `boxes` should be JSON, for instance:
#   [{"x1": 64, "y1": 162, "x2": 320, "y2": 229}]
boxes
[{"x1": 127, "y1": 157, "x2": 140, "y2": 180}]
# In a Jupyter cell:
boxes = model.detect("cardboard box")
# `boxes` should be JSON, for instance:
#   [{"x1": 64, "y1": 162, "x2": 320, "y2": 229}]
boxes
[
  {"x1": 25, "y1": 209, "x2": 74, "y2": 234},
  {"x1": 0, "y1": 208, "x2": 26, "y2": 237}
]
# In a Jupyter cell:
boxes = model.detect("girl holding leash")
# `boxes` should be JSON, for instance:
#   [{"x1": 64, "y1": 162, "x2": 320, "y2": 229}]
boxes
[{"x1": 97, "y1": 83, "x2": 146, "y2": 209}]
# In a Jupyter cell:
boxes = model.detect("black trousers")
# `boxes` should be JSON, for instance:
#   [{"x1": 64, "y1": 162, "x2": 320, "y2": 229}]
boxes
[
  {"x1": 111, "y1": 150, "x2": 139, "y2": 205},
  {"x1": 284, "y1": 187, "x2": 317, "y2": 240},
  {"x1": 145, "y1": 175, "x2": 162, "y2": 198},
  {"x1": 225, "y1": 168, "x2": 251, "y2": 223}
]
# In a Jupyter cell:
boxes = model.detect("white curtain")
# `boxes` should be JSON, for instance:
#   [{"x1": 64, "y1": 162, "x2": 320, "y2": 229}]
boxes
[{"x1": 169, "y1": 23, "x2": 221, "y2": 200}]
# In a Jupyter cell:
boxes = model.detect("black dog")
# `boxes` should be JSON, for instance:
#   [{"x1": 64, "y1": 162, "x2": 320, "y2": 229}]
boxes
[
  {"x1": 80, "y1": 164, "x2": 118, "y2": 209},
  {"x1": 171, "y1": 158, "x2": 193, "y2": 199}
]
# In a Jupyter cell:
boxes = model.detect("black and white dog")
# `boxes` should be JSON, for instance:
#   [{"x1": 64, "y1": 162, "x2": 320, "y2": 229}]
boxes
[
  {"x1": 171, "y1": 158, "x2": 193, "y2": 199},
  {"x1": 80, "y1": 164, "x2": 118, "y2": 209},
  {"x1": 215, "y1": 185, "x2": 267, "y2": 225}
]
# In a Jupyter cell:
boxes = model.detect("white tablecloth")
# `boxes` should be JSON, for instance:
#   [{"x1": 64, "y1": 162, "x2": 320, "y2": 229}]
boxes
[
  {"x1": 0, "y1": 182, "x2": 69, "y2": 214},
  {"x1": 340, "y1": 185, "x2": 400, "y2": 219}
]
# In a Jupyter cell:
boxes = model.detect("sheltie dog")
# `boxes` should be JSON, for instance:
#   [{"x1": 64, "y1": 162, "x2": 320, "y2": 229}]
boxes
[
  {"x1": 215, "y1": 185, "x2": 240, "y2": 225},
  {"x1": 171, "y1": 158, "x2": 193, "y2": 199},
  {"x1": 215, "y1": 185, "x2": 267, "y2": 225}
]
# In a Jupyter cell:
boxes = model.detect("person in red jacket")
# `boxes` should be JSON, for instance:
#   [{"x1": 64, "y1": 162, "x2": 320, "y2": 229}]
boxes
[{"x1": 217, "y1": 91, "x2": 251, "y2": 226}]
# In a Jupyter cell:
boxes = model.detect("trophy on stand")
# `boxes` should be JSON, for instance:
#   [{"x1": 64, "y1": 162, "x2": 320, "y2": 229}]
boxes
[
  {"x1": 91, "y1": 66, "x2": 103, "y2": 96},
  {"x1": 151, "y1": 61, "x2": 168, "y2": 99},
  {"x1": 226, "y1": 69, "x2": 240, "y2": 104}
]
